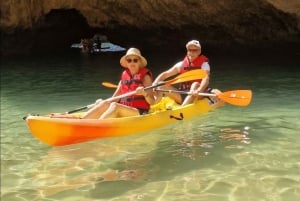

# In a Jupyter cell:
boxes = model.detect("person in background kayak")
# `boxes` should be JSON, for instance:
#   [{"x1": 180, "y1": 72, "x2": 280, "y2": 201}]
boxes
[
  {"x1": 153, "y1": 39, "x2": 220, "y2": 105},
  {"x1": 81, "y1": 47, "x2": 155, "y2": 119}
]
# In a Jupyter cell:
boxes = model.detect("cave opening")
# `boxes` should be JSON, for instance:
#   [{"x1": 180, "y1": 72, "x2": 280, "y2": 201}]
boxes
[{"x1": 32, "y1": 8, "x2": 92, "y2": 54}]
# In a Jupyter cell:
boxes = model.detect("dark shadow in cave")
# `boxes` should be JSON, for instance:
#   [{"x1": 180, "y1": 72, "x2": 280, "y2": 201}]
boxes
[{"x1": 32, "y1": 8, "x2": 92, "y2": 54}]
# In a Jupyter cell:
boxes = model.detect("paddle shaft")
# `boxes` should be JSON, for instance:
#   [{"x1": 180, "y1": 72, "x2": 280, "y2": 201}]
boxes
[
  {"x1": 67, "y1": 82, "x2": 173, "y2": 114},
  {"x1": 66, "y1": 104, "x2": 95, "y2": 114},
  {"x1": 155, "y1": 89, "x2": 252, "y2": 106},
  {"x1": 155, "y1": 89, "x2": 216, "y2": 97}
]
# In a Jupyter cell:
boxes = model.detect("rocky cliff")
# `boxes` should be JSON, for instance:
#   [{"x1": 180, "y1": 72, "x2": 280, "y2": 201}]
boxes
[{"x1": 1, "y1": 0, "x2": 300, "y2": 57}]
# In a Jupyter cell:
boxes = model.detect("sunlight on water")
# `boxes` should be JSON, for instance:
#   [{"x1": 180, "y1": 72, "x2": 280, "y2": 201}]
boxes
[{"x1": 1, "y1": 55, "x2": 300, "y2": 200}]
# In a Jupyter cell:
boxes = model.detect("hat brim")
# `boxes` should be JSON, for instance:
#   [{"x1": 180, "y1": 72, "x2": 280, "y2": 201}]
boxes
[
  {"x1": 186, "y1": 44, "x2": 201, "y2": 49},
  {"x1": 120, "y1": 54, "x2": 147, "y2": 68}
]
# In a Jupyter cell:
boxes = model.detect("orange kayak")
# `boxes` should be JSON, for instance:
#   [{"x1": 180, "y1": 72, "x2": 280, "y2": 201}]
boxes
[{"x1": 25, "y1": 97, "x2": 224, "y2": 146}]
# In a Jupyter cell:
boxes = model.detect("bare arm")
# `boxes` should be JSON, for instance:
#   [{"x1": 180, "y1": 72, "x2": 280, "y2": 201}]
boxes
[
  {"x1": 110, "y1": 81, "x2": 122, "y2": 101},
  {"x1": 195, "y1": 70, "x2": 210, "y2": 93},
  {"x1": 153, "y1": 62, "x2": 182, "y2": 84},
  {"x1": 195, "y1": 61, "x2": 211, "y2": 93},
  {"x1": 140, "y1": 74, "x2": 156, "y2": 105}
]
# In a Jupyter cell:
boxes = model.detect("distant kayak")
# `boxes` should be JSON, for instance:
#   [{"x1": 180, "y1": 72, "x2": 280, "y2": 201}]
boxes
[
  {"x1": 71, "y1": 34, "x2": 126, "y2": 54},
  {"x1": 71, "y1": 42, "x2": 126, "y2": 52}
]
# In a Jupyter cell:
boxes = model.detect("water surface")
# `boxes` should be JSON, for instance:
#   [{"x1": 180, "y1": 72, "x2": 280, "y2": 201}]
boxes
[{"x1": 1, "y1": 51, "x2": 300, "y2": 201}]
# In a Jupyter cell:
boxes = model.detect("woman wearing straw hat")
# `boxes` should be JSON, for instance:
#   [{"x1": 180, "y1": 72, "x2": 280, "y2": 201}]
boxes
[{"x1": 82, "y1": 48, "x2": 155, "y2": 119}]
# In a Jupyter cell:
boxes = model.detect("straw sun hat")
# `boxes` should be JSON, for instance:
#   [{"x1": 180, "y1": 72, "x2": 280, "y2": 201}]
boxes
[{"x1": 120, "y1": 48, "x2": 147, "y2": 68}]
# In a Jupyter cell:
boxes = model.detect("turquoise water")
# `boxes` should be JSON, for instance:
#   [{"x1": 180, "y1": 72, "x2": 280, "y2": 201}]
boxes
[{"x1": 1, "y1": 52, "x2": 300, "y2": 201}]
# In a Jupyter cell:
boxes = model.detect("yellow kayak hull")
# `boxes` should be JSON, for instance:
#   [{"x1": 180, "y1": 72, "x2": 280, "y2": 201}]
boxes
[{"x1": 25, "y1": 98, "x2": 223, "y2": 146}]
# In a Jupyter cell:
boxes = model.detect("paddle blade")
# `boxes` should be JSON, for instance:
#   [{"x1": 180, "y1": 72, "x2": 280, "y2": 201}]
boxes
[
  {"x1": 167, "y1": 69, "x2": 207, "y2": 85},
  {"x1": 218, "y1": 90, "x2": 252, "y2": 106},
  {"x1": 102, "y1": 70, "x2": 207, "y2": 89},
  {"x1": 102, "y1": 82, "x2": 118, "y2": 88}
]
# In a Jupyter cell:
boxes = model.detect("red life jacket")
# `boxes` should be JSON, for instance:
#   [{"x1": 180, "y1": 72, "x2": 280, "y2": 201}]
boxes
[
  {"x1": 119, "y1": 68, "x2": 152, "y2": 110},
  {"x1": 179, "y1": 55, "x2": 208, "y2": 90}
]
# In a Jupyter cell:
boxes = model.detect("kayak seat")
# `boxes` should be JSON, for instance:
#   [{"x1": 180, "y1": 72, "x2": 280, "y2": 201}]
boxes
[{"x1": 149, "y1": 97, "x2": 180, "y2": 113}]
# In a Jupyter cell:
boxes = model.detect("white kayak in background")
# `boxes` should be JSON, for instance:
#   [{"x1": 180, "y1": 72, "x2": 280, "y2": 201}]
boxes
[
  {"x1": 93, "y1": 42, "x2": 126, "y2": 52},
  {"x1": 71, "y1": 34, "x2": 126, "y2": 53}
]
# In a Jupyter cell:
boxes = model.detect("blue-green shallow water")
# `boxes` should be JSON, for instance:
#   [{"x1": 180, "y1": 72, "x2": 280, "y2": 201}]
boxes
[{"x1": 1, "y1": 52, "x2": 300, "y2": 201}]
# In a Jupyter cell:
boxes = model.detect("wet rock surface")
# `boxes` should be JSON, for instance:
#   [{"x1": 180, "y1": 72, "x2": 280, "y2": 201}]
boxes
[{"x1": 1, "y1": 0, "x2": 299, "y2": 57}]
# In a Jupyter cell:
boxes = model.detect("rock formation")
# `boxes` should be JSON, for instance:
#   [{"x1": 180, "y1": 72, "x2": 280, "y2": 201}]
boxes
[{"x1": 1, "y1": 0, "x2": 299, "y2": 57}]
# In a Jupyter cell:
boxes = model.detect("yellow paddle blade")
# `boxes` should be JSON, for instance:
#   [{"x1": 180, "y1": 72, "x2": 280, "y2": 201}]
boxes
[
  {"x1": 102, "y1": 70, "x2": 206, "y2": 103},
  {"x1": 166, "y1": 69, "x2": 207, "y2": 85},
  {"x1": 217, "y1": 90, "x2": 252, "y2": 106},
  {"x1": 102, "y1": 69, "x2": 207, "y2": 89},
  {"x1": 102, "y1": 82, "x2": 118, "y2": 88}
]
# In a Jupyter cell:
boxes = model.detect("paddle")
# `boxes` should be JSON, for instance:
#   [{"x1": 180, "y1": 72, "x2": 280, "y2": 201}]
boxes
[
  {"x1": 155, "y1": 89, "x2": 252, "y2": 106},
  {"x1": 102, "y1": 69, "x2": 207, "y2": 89},
  {"x1": 102, "y1": 82, "x2": 118, "y2": 88},
  {"x1": 67, "y1": 69, "x2": 207, "y2": 114}
]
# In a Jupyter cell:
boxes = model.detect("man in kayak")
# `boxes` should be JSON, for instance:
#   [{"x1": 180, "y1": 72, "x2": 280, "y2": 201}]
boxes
[
  {"x1": 81, "y1": 47, "x2": 156, "y2": 119},
  {"x1": 153, "y1": 39, "x2": 219, "y2": 105}
]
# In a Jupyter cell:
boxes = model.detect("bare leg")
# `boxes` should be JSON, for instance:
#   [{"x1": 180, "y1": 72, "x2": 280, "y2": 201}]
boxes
[
  {"x1": 100, "y1": 102, "x2": 140, "y2": 119},
  {"x1": 81, "y1": 101, "x2": 110, "y2": 119},
  {"x1": 156, "y1": 85, "x2": 182, "y2": 104}
]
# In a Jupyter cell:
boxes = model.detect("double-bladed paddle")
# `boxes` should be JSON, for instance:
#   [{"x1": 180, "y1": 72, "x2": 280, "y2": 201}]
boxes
[
  {"x1": 155, "y1": 89, "x2": 252, "y2": 106},
  {"x1": 67, "y1": 69, "x2": 207, "y2": 114},
  {"x1": 102, "y1": 82, "x2": 252, "y2": 107}
]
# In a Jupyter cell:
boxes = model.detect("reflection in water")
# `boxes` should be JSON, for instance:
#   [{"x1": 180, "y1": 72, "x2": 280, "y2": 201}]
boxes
[
  {"x1": 219, "y1": 126, "x2": 251, "y2": 156},
  {"x1": 160, "y1": 121, "x2": 253, "y2": 162},
  {"x1": 167, "y1": 123, "x2": 253, "y2": 161},
  {"x1": 30, "y1": 135, "x2": 158, "y2": 199},
  {"x1": 170, "y1": 124, "x2": 215, "y2": 160}
]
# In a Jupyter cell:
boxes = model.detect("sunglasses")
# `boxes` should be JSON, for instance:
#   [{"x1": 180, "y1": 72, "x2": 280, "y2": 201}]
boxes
[
  {"x1": 126, "y1": 58, "x2": 139, "y2": 63},
  {"x1": 187, "y1": 49, "x2": 199, "y2": 52}
]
